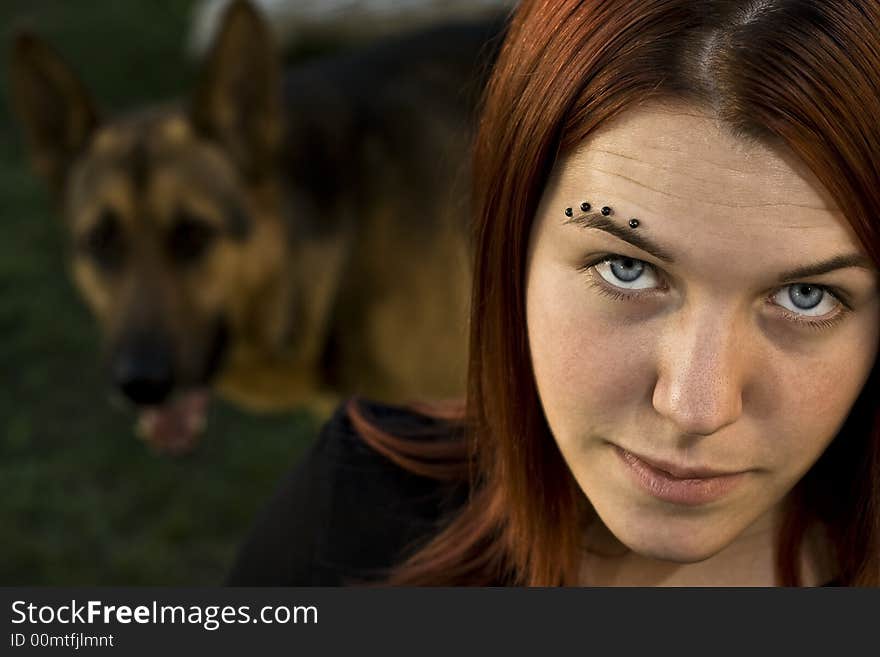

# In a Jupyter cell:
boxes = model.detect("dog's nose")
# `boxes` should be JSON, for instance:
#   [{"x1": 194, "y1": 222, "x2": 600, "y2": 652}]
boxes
[{"x1": 112, "y1": 334, "x2": 175, "y2": 406}]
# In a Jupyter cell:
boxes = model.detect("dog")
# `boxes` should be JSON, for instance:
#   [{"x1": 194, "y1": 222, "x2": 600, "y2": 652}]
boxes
[{"x1": 9, "y1": 0, "x2": 505, "y2": 454}]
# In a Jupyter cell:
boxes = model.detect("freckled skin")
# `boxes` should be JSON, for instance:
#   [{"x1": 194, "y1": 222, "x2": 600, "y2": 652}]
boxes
[{"x1": 525, "y1": 100, "x2": 880, "y2": 585}]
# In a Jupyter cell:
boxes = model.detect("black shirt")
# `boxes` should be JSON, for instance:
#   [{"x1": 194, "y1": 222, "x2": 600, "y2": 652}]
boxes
[{"x1": 225, "y1": 398, "x2": 468, "y2": 585}]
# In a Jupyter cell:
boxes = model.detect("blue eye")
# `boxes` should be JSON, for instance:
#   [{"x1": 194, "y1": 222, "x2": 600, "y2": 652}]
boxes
[
  {"x1": 579, "y1": 253, "x2": 851, "y2": 331},
  {"x1": 773, "y1": 284, "x2": 834, "y2": 316},
  {"x1": 594, "y1": 255, "x2": 661, "y2": 290}
]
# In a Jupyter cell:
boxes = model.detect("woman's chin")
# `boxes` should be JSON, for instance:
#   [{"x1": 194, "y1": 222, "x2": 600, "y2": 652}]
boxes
[
  {"x1": 621, "y1": 536, "x2": 727, "y2": 564},
  {"x1": 589, "y1": 501, "x2": 750, "y2": 564}
]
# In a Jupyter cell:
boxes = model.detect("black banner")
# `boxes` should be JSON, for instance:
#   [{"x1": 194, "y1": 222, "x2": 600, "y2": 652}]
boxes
[{"x1": 0, "y1": 587, "x2": 874, "y2": 654}]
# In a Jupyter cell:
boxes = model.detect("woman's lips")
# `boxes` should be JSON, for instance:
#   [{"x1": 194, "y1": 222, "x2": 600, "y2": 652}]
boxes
[{"x1": 613, "y1": 445, "x2": 748, "y2": 506}]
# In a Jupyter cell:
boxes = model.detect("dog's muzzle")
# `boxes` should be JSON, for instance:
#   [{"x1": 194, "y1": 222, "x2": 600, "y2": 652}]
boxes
[{"x1": 111, "y1": 332, "x2": 175, "y2": 406}]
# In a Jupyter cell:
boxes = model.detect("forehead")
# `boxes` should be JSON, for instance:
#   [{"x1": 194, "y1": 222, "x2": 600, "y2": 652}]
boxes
[{"x1": 544, "y1": 101, "x2": 869, "y2": 284}]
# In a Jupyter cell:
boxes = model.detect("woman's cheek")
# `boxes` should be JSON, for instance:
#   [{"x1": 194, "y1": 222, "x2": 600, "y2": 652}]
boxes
[
  {"x1": 768, "y1": 337, "x2": 876, "y2": 475},
  {"x1": 527, "y1": 262, "x2": 651, "y2": 434}
]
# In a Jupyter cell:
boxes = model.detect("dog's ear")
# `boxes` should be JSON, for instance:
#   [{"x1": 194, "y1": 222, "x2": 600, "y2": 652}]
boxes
[
  {"x1": 190, "y1": 0, "x2": 283, "y2": 181},
  {"x1": 8, "y1": 32, "x2": 99, "y2": 196}
]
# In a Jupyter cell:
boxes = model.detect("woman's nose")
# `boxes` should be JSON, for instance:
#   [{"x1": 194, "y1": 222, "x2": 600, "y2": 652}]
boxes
[{"x1": 651, "y1": 308, "x2": 747, "y2": 438}]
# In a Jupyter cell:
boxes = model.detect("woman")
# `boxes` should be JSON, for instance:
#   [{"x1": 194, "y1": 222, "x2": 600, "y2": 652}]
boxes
[{"x1": 227, "y1": 0, "x2": 880, "y2": 586}]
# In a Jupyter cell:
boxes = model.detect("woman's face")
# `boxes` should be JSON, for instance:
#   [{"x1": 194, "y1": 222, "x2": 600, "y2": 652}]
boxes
[{"x1": 525, "y1": 101, "x2": 880, "y2": 564}]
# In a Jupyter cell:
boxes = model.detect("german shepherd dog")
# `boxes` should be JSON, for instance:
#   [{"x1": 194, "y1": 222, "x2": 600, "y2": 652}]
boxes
[{"x1": 9, "y1": 1, "x2": 504, "y2": 453}]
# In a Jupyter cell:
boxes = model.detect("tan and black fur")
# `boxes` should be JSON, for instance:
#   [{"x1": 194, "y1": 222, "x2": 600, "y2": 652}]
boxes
[{"x1": 8, "y1": 1, "x2": 504, "y2": 450}]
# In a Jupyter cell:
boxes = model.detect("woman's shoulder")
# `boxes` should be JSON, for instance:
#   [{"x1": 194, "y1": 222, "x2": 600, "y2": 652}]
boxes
[
  {"x1": 225, "y1": 397, "x2": 469, "y2": 586},
  {"x1": 317, "y1": 396, "x2": 470, "y2": 530}
]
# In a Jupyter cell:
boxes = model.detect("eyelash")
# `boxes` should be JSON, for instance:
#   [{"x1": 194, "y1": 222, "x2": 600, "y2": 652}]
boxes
[{"x1": 578, "y1": 254, "x2": 853, "y2": 332}]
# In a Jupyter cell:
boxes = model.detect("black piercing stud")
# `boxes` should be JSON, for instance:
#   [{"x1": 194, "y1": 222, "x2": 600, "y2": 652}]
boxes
[
  {"x1": 601, "y1": 206, "x2": 612, "y2": 216},
  {"x1": 629, "y1": 218, "x2": 640, "y2": 228},
  {"x1": 581, "y1": 202, "x2": 591, "y2": 212},
  {"x1": 564, "y1": 207, "x2": 573, "y2": 217}
]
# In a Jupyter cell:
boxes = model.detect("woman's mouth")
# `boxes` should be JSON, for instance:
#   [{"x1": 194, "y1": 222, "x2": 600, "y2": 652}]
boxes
[{"x1": 613, "y1": 445, "x2": 749, "y2": 506}]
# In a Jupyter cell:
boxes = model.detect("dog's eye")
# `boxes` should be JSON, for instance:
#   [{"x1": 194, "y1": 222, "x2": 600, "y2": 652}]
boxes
[
  {"x1": 80, "y1": 209, "x2": 125, "y2": 270},
  {"x1": 167, "y1": 211, "x2": 218, "y2": 264}
]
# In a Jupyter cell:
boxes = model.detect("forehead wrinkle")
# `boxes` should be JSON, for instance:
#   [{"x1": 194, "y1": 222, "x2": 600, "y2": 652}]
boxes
[
  {"x1": 571, "y1": 165, "x2": 834, "y2": 215},
  {"x1": 586, "y1": 146, "x2": 759, "y2": 180},
  {"x1": 577, "y1": 103, "x2": 838, "y2": 204},
  {"x1": 566, "y1": 143, "x2": 841, "y2": 217},
  {"x1": 572, "y1": 142, "x2": 829, "y2": 203}
]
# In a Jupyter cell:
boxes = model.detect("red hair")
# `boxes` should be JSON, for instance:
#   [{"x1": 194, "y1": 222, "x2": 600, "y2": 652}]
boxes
[{"x1": 352, "y1": 0, "x2": 880, "y2": 586}]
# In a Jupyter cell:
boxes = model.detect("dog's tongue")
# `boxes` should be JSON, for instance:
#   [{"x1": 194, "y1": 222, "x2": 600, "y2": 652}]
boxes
[{"x1": 136, "y1": 389, "x2": 210, "y2": 455}]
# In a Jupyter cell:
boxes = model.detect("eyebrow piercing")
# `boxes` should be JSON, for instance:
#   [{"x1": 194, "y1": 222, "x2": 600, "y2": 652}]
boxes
[{"x1": 563, "y1": 202, "x2": 640, "y2": 228}]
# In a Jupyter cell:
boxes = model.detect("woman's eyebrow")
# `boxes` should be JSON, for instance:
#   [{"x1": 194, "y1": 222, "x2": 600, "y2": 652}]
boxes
[
  {"x1": 563, "y1": 212, "x2": 677, "y2": 262},
  {"x1": 774, "y1": 253, "x2": 876, "y2": 283},
  {"x1": 563, "y1": 211, "x2": 877, "y2": 282}
]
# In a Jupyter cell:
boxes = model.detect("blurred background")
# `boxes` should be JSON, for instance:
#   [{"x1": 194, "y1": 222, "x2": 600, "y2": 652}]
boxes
[
  {"x1": 2, "y1": 0, "x2": 510, "y2": 586},
  {"x1": 0, "y1": 0, "x2": 345, "y2": 586}
]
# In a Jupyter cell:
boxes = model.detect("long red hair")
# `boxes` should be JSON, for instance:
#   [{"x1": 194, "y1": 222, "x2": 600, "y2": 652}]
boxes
[{"x1": 351, "y1": 0, "x2": 880, "y2": 586}]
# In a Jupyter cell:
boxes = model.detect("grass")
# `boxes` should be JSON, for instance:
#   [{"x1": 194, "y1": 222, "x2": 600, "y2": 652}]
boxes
[{"x1": 0, "y1": 0, "x2": 321, "y2": 585}]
